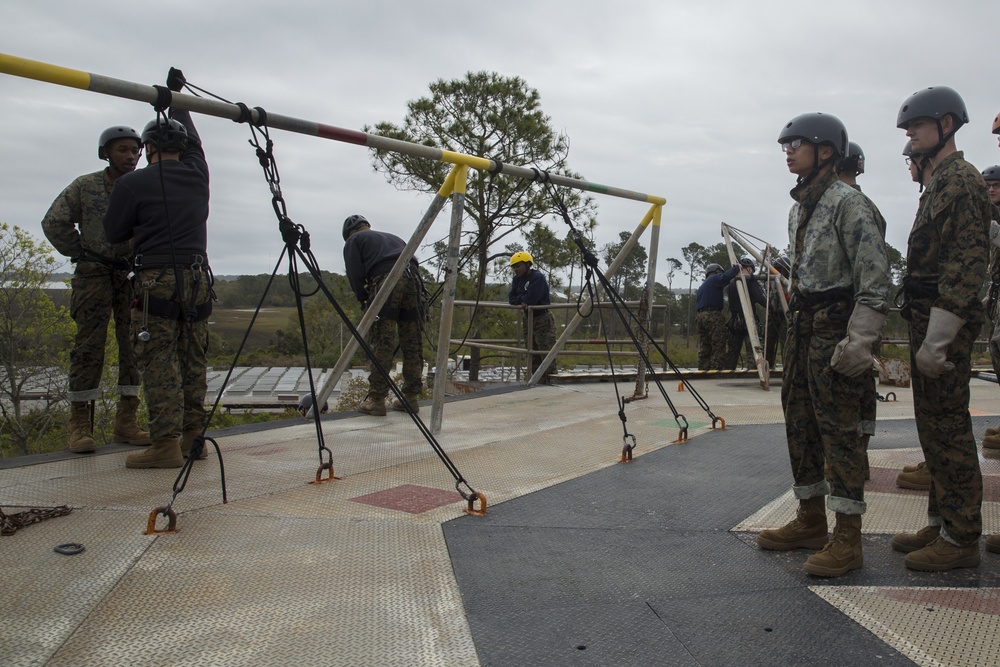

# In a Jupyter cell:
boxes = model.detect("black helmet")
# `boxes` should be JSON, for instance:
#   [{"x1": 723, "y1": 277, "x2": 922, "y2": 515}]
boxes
[
  {"x1": 778, "y1": 112, "x2": 849, "y2": 157},
  {"x1": 704, "y1": 263, "x2": 723, "y2": 276},
  {"x1": 98, "y1": 126, "x2": 141, "y2": 160},
  {"x1": 896, "y1": 86, "x2": 968, "y2": 130},
  {"x1": 141, "y1": 118, "x2": 188, "y2": 152},
  {"x1": 772, "y1": 255, "x2": 791, "y2": 278},
  {"x1": 983, "y1": 166, "x2": 1000, "y2": 182},
  {"x1": 343, "y1": 214, "x2": 370, "y2": 241},
  {"x1": 838, "y1": 141, "x2": 865, "y2": 175},
  {"x1": 739, "y1": 256, "x2": 755, "y2": 272}
]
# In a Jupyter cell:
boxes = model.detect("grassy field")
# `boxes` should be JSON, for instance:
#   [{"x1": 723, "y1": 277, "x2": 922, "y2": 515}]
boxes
[{"x1": 209, "y1": 307, "x2": 297, "y2": 348}]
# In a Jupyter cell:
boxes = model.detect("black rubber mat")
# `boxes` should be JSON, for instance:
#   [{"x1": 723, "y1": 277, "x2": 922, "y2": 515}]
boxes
[{"x1": 443, "y1": 419, "x2": 1000, "y2": 666}]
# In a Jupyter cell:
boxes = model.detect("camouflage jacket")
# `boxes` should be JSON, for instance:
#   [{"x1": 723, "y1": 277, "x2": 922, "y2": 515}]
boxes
[
  {"x1": 905, "y1": 151, "x2": 990, "y2": 322},
  {"x1": 41, "y1": 169, "x2": 132, "y2": 264},
  {"x1": 853, "y1": 184, "x2": 887, "y2": 240},
  {"x1": 787, "y1": 170, "x2": 891, "y2": 313},
  {"x1": 988, "y1": 203, "x2": 1000, "y2": 281}
]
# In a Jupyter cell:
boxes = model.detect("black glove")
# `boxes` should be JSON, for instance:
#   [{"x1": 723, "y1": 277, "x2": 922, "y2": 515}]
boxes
[{"x1": 166, "y1": 67, "x2": 186, "y2": 92}]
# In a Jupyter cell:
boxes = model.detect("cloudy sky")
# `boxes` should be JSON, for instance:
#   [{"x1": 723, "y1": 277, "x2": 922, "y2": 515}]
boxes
[{"x1": 3, "y1": 0, "x2": 999, "y2": 282}]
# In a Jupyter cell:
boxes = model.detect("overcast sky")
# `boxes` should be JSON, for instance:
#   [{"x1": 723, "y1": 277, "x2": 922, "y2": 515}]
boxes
[{"x1": 3, "y1": 0, "x2": 999, "y2": 283}]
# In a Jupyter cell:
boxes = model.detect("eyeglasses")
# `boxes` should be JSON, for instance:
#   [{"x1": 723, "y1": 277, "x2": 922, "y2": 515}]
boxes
[
  {"x1": 988, "y1": 182, "x2": 1000, "y2": 190},
  {"x1": 905, "y1": 157, "x2": 913, "y2": 166},
  {"x1": 780, "y1": 138, "x2": 804, "y2": 152}
]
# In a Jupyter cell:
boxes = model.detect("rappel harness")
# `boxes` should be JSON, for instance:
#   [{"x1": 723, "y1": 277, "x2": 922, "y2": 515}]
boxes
[
  {"x1": 144, "y1": 77, "x2": 485, "y2": 532},
  {"x1": 541, "y1": 179, "x2": 724, "y2": 461}
]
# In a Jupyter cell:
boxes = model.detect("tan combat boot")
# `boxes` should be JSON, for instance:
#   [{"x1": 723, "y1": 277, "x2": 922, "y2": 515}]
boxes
[
  {"x1": 68, "y1": 401, "x2": 96, "y2": 454},
  {"x1": 891, "y1": 524, "x2": 940, "y2": 553},
  {"x1": 901, "y1": 460, "x2": 926, "y2": 473},
  {"x1": 181, "y1": 430, "x2": 208, "y2": 460},
  {"x1": 390, "y1": 394, "x2": 420, "y2": 414},
  {"x1": 985, "y1": 535, "x2": 1000, "y2": 554},
  {"x1": 804, "y1": 513, "x2": 863, "y2": 577},
  {"x1": 358, "y1": 395, "x2": 387, "y2": 416},
  {"x1": 904, "y1": 536, "x2": 980, "y2": 572},
  {"x1": 125, "y1": 437, "x2": 184, "y2": 469},
  {"x1": 982, "y1": 430, "x2": 1000, "y2": 450},
  {"x1": 112, "y1": 396, "x2": 151, "y2": 446},
  {"x1": 895, "y1": 461, "x2": 930, "y2": 490},
  {"x1": 757, "y1": 496, "x2": 828, "y2": 550}
]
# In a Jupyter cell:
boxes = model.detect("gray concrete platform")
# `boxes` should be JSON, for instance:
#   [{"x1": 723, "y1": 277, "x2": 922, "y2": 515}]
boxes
[{"x1": 2, "y1": 376, "x2": 999, "y2": 666}]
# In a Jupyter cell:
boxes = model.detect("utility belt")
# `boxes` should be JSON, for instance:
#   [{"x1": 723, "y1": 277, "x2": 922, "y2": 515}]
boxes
[
  {"x1": 368, "y1": 264, "x2": 423, "y2": 323},
  {"x1": 900, "y1": 276, "x2": 939, "y2": 301},
  {"x1": 73, "y1": 249, "x2": 131, "y2": 271},
  {"x1": 133, "y1": 253, "x2": 209, "y2": 271},
  {"x1": 132, "y1": 263, "x2": 215, "y2": 337},
  {"x1": 788, "y1": 287, "x2": 852, "y2": 315},
  {"x1": 143, "y1": 295, "x2": 213, "y2": 322}
]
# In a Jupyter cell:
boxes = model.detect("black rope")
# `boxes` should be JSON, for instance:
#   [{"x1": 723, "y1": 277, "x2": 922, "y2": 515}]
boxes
[
  {"x1": 178, "y1": 88, "x2": 484, "y2": 502},
  {"x1": 546, "y1": 183, "x2": 723, "y2": 435}
]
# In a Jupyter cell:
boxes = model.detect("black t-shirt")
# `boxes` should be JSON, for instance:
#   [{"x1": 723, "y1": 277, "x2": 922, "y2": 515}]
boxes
[{"x1": 103, "y1": 108, "x2": 210, "y2": 259}]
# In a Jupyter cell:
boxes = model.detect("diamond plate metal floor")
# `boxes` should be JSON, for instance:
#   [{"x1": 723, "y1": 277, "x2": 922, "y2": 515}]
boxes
[{"x1": 2, "y1": 377, "x2": 1000, "y2": 666}]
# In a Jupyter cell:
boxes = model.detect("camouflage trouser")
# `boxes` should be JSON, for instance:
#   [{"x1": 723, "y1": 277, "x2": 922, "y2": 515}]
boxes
[
  {"x1": 696, "y1": 310, "x2": 727, "y2": 370},
  {"x1": 522, "y1": 309, "x2": 557, "y2": 377},
  {"x1": 990, "y1": 304, "x2": 1000, "y2": 380},
  {"x1": 781, "y1": 301, "x2": 866, "y2": 515},
  {"x1": 68, "y1": 262, "x2": 141, "y2": 401},
  {"x1": 858, "y1": 340, "x2": 880, "y2": 437},
  {"x1": 908, "y1": 301, "x2": 982, "y2": 545},
  {"x1": 367, "y1": 272, "x2": 423, "y2": 398},
  {"x1": 131, "y1": 268, "x2": 212, "y2": 441},
  {"x1": 764, "y1": 310, "x2": 787, "y2": 369},
  {"x1": 724, "y1": 316, "x2": 756, "y2": 370}
]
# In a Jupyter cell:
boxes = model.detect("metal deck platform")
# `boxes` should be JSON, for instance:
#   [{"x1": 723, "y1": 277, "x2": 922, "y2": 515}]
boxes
[{"x1": 3, "y1": 377, "x2": 1000, "y2": 666}]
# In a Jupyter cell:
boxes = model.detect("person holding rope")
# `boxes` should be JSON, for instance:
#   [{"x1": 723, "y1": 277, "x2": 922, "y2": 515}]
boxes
[
  {"x1": 42, "y1": 125, "x2": 150, "y2": 454},
  {"x1": 695, "y1": 262, "x2": 739, "y2": 370},
  {"x1": 508, "y1": 251, "x2": 557, "y2": 382},
  {"x1": 756, "y1": 112, "x2": 891, "y2": 578},
  {"x1": 343, "y1": 214, "x2": 424, "y2": 416},
  {"x1": 103, "y1": 68, "x2": 213, "y2": 469},
  {"x1": 724, "y1": 256, "x2": 766, "y2": 371}
]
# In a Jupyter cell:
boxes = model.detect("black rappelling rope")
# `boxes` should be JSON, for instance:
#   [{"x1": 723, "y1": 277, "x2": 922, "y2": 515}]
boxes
[
  {"x1": 543, "y1": 179, "x2": 725, "y2": 442},
  {"x1": 178, "y1": 79, "x2": 485, "y2": 508}
]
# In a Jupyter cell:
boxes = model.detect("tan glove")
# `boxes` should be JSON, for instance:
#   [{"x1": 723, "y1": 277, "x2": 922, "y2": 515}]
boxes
[
  {"x1": 830, "y1": 303, "x2": 886, "y2": 377},
  {"x1": 915, "y1": 307, "x2": 965, "y2": 378}
]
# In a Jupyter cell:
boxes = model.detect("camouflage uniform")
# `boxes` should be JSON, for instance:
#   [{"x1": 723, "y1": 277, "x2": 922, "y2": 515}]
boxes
[
  {"x1": 696, "y1": 310, "x2": 728, "y2": 370},
  {"x1": 366, "y1": 272, "x2": 424, "y2": 398},
  {"x1": 41, "y1": 170, "x2": 141, "y2": 401},
  {"x1": 853, "y1": 186, "x2": 888, "y2": 441},
  {"x1": 782, "y1": 171, "x2": 891, "y2": 515},
  {"x1": 132, "y1": 268, "x2": 212, "y2": 440},
  {"x1": 902, "y1": 151, "x2": 989, "y2": 546},
  {"x1": 987, "y1": 204, "x2": 1000, "y2": 379},
  {"x1": 695, "y1": 266, "x2": 738, "y2": 370},
  {"x1": 523, "y1": 309, "x2": 557, "y2": 378},
  {"x1": 764, "y1": 288, "x2": 787, "y2": 369}
]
